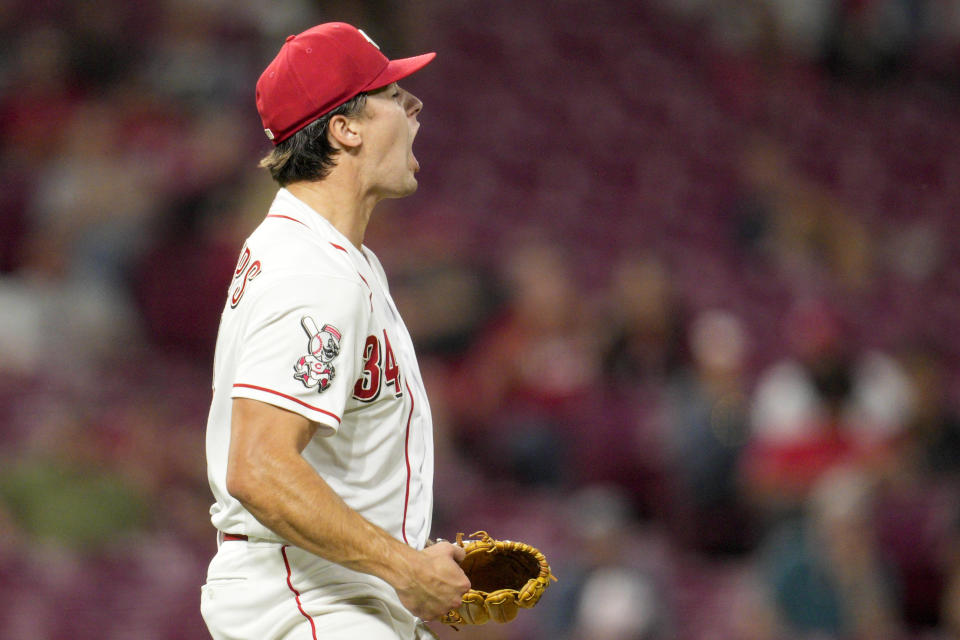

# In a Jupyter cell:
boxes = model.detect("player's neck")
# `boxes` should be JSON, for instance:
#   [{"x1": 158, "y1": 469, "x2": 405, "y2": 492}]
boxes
[{"x1": 286, "y1": 178, "x2": 375, "y2": 249}]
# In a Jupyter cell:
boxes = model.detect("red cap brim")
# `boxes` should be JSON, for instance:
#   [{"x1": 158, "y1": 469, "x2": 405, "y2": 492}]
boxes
[{"x1": 363, "y1": 52, "x2": 437, "y2": 92}]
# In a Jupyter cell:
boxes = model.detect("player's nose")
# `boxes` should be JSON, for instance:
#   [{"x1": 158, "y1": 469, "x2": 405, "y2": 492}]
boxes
[{"x1": 403, "y1": 89, "x2": 423, "y2": 118}]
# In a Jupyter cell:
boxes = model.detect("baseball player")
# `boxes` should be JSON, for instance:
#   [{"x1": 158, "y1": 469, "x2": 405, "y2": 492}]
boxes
[{"x1": 200, "y1": 23, "x2": 470, "y2": 640}]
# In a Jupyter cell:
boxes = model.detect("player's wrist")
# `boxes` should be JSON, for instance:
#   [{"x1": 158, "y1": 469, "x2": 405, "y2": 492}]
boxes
[{"x1": 361, "y1": 533, "x2": 421, "y2": 591}]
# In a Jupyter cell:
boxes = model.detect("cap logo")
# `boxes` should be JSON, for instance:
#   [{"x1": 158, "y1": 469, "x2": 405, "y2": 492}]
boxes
[
  {"x1": 357, "y1": 29, "x2": 380, "y2": 50},
  {"x1": 264, "y1": 128, "x2": 275, "y2": 140}
]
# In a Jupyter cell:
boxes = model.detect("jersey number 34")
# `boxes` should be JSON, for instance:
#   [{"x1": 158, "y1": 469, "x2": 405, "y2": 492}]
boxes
[{"x1": 353, "y1": 330, "x2": 402, "y2": 402}]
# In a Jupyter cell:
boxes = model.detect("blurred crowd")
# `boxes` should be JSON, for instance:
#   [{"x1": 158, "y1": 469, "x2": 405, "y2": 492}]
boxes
[{"x1": 1, "y1": 0, "x2": 960, "y2": 638}]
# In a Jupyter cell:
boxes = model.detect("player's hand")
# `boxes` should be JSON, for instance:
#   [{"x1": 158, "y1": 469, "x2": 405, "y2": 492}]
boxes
[{"x1": 395, "y1": 541, "x2": 470, "y2": 620}]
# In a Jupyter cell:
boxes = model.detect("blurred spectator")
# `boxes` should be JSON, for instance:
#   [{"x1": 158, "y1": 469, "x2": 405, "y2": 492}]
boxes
[
  {"x1": 0, "y1": 25, "x2": 81, "y2": 276},
  {"x1": 741, "y1": 298, "x2": 914, "y2": 520},
  {"x1": 662, "y1": 0, "x2": 934, "y2": 84},
  {"x1": 869, "y1": 342, "x2": 960, "y2": 631},
  {"x1": 895, "y1": 343, "x2": 960, "y2": 481},
  {"x1": 390, "y1": 257, "x2": 495, "y2": 357},
  {"x1": 0, "y1": 271, "x2": 143, "y2": 378},
  {"x1": 0, "y1": 152, "x2": 31, "y2": 274},
  {"x1": 131, "y1": 168, "x2": 270, "y2": 359},
  {"x1": 25, "y1": 99, "x2": 157, "y2": 287},
  {"x1": 0, "y1": 25, "x2": 80, "y2": 168},
  {"x1": 547, "y1": 485, "x2": 675, "y2": 640},
  {"x1": 874, "y1": 475, "x2": 957, "y2": 633},
  {"x1": 940, "y1": 509, "x2": 960, "y2": 640},
  {"x1": 371, "y1": 213, "x2": 500, "y2": 361},
  {"x1": 757, "y1": 466, "x2": 905, "y2": 640},
  {"x1": 448, "y1": 237, "x2": 602, "y2": 488},
  {"x1": 140, "y1": 0, "x2": 258, "y2": 108},
  {"x1": 821, "y1": 0, "x2": 923, "y2": 83},
  {"x1": 0, "y1": 89, "x2": 169, "y2": 373},
  {"x1": 918, "y1": 0, "x2": 960, "y2": 86},
  {"x1": 64, "y1": 1, "x2": 143, "y2": 92},
  {"x1": 730, "y1": 134, "x2": 876, "y2": 295},
  {"x1": 0, "y1": 408, "x2": 152, "y2": 555},
  {"x1": 600, "y1": 253, "x2": 689, "y2": 389},
  {"x1": 662, "y1": 309, "x2": 758, "y2": 556}
]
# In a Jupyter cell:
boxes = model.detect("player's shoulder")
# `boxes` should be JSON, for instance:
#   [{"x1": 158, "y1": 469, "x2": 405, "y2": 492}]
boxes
[
  {"x1": 227, "y1": 232, "x2": 366, "y2": 316},
  {"x1": 224, "y1": 189, "x2": 369, "y2": 310},
  {"x1": 245, "y1": 219, "x2": 354, "y2": 282}
]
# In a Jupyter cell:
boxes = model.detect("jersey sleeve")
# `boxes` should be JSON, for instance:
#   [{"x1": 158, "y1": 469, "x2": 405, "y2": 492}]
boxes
[{"x1": 230, "y1": 273, "x2": 367, "y2": 434}]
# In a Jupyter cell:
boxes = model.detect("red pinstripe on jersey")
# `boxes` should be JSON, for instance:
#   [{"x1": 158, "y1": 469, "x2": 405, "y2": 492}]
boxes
[
  {"x1": 281, "y1": 546, "x2": 318, "y2": 639},
  {"x1": 357, "y1": 273, "x2": 374, "y2": 311},
  {"x1": 265, "y1": 217, "x2": 350, "y2": 258},
  {"x1": 266, "y1": 214, "x2": 308, "y2": 227},
  {"x1": 401, "y1": 380, "x2": 414, "y2": 544},
  {"x1": 232, "y1": 383, "x2": 342, "y2": 424}
]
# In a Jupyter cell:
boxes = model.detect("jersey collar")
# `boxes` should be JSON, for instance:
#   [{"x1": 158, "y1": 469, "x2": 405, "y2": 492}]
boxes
[{"x1": 272, "y1": 188, "x2": 368, "y2": 260}]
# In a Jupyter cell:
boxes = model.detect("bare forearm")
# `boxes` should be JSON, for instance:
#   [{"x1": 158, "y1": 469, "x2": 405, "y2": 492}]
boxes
[
  {"x1": 225, "y1": 398, "x2": 469, "y2": 620},
  {"x1": 231, "y1": 448, "x2": 417, "y2": 588}
]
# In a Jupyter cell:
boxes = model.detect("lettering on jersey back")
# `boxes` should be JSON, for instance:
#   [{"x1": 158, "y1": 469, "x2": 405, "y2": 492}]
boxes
[{"x1": 230, "y1": 245, "x2": 262, "y2": 308}]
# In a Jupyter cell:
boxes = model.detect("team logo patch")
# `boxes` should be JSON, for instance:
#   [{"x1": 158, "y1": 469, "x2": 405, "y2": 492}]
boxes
[{"x1": 293, "y1": 316, "x2": 342, "y2": 393}]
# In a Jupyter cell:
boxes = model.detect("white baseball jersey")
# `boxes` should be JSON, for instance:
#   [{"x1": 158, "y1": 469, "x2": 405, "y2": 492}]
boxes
[{"x1": 204, "y1": 187, "x2": 434, "y2": 549}]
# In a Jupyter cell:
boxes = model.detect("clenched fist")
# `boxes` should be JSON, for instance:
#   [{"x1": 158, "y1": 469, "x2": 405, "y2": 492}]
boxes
[{"x1": 395, "y1": 541, "x2": 470, "y2": 620}]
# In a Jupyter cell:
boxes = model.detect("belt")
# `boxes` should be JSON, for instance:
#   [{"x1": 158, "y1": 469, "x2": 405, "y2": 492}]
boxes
[{"x1": 223, "y1": 533, "x2": 248, "y2": 542}]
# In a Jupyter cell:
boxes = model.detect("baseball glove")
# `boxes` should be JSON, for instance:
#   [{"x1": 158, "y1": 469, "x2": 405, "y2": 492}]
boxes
[{"x1": 441, "y1": 531, "x2": 556, "y2": 627}]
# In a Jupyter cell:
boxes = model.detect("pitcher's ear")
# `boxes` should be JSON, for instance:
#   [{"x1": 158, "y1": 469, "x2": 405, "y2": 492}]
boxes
[{"x1": 328, "y1": 114, "x2": 362, "y2": 150}]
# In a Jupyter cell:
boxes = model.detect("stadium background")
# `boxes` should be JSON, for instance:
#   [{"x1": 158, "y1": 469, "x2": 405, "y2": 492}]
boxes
[{"x1": 1, "y1": 0, "x2": 959, "y2": 638}]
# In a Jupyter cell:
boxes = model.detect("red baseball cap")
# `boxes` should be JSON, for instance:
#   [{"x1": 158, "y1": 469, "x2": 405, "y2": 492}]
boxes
[{"x1": 256, "y1": 22, "x2": 436, "y2": 145}]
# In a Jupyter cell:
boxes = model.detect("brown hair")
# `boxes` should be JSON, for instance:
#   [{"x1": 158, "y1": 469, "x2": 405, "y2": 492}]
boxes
[{"x1": 258, "y1": 92, "x2": 368, "y2": 186}]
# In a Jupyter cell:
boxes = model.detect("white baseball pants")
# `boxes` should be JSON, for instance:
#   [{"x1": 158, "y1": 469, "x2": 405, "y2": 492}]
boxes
[{"x1": 201, "y1": 538, "x2": 433, "y2": 640}]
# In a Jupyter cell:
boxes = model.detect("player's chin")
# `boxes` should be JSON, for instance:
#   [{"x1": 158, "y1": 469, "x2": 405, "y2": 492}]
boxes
[
  {"x1": 401, "y1": 170, "x2": 420, "y2": 194},
  {"x1": 383, "y1": 177, "x2": 419, "y2": 200}
]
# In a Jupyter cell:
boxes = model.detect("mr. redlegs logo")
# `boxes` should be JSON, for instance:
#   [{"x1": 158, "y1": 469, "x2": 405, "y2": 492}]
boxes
[{"x1": 293, "y1": 316, "x2": 342, "y2": 392}]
